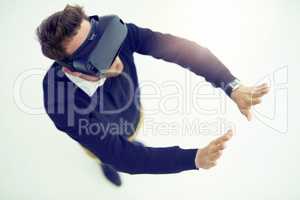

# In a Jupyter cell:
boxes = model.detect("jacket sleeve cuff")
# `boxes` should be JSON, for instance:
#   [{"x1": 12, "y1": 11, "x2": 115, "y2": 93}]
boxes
[
  {"x1": 175, "y1": 148, "x2": 198, "y2": 171},
  {"x1": 217, "y1": 72, "x2": 237, "y2": 96}
]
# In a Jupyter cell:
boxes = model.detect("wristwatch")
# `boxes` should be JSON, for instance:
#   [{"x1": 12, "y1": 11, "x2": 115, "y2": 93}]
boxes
[{"x1": 224, "y1": 78, "x2": 241, "y2": 97}]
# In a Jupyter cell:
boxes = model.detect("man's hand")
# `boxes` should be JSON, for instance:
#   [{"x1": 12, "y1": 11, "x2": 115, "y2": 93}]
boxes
[
  {"x1": 195, "y1": 130, "x2": 233, "y2": 169},
  {"x1": 231, "y1": 83, "x2": 270, "y2": 121}
]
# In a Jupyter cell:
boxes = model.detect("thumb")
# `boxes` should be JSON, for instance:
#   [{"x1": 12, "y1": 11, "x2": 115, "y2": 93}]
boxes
[{"x1": 241, "y1": 108, "x2": 252, "y2": 121}]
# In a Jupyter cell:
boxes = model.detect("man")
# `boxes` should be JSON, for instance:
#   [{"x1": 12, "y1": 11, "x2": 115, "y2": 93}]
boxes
[{"x1": 36, "y1": 5, "x2": 269, "y2": 186}]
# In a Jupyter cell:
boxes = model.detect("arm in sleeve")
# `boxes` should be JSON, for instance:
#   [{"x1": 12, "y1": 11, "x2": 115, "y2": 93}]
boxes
[
  {"x1": 126, "y1": 22, "x2": 237, "y2": 89},
  {"x1": 49, "y1": 102, "x2": 198, "y2": 175}
]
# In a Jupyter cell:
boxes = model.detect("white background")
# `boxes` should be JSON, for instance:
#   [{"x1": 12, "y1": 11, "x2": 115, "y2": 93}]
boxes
[{"x1": 1, "y1": 0, "x2": 299, "y2": 199}]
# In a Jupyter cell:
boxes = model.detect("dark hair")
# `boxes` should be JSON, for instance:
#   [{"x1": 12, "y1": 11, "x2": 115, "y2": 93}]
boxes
[{"x1": 36, "y1": 5, "x2": 89, "y2": 60}]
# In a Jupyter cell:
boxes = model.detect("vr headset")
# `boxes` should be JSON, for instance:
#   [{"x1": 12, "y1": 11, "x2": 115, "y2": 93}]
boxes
[{"x1": 56, "y1": 15, "x2": 128, "y2": 76}]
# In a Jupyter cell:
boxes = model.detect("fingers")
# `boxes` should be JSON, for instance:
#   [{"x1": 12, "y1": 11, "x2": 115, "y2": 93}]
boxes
[
  {"x1": 206, "y1": 161, "x2": 217, "y2": 169},
  {"x1": 244, "y1": 84, "x2": 269, "y2": 120},
  {"x1": 197, "y1": 130, "x2": 233, "y2": 170},
  {"x1": 246, "y1": 98, "x2": 258, "y2": 106},
  {"x1": 211, "y1": 130, "x2": 233, "y2": 145},
  {"x1": 248, "y1": 92, "x2": 264, "y2": 104},
  {"x1": 209, "y1": 143, "x2": 225, "y2": 153},
  {"x1": 244, "y1": 83, "x2": 269, "y2": 104},
  {"x1": 200, "y1": 161, "x2": 216, "y2": 169},
  {"x1": 251, "y1": 98, "x2": 262, "y2": 105},
  {"x1": 242, "y1": 84, "x2": 269, "y2": 118},
  {"x1": 209, "y1": 133, "x2": 232, "y2": 153},
  {"x1": 256, "y1": 83, "x2": 268, "y2": 90},
  {"x1": 241, "y1": 108, "x2": 252, "y2": 121},
  {"x1": 208, "y1": 130, "x2": 233, "y2": 157},
  {"x1": 249, "y1": 83, "x2": 269, "y2": 105},
  {"x1": 205, "y1": 137, "x2": 231, "y2": 168},
  {"x1": 253, "y1": 86, "x2": 270, "y2": 98}
]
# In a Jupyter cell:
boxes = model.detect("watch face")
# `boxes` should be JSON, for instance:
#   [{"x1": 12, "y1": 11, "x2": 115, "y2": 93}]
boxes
[
  {"x1": 231, "y1": 79, "x2": 241, "y2": 90},
  {"x1": 231, "y1": 81, "x2": 238, "y2": 88},
  {"x1": 225, "y1": 79, "x2": 240, "y2": 96}
]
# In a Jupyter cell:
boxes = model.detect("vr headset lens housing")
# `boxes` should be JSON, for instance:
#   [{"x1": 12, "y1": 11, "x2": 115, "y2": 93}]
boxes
[{"x1": 58, "y1": 15, "x2": 128, "y2": 76}]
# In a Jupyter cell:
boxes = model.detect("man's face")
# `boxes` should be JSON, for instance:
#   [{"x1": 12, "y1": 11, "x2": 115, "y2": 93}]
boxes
[{"x1": 62, "y1": 19, "x2": 124, "y2": 82}]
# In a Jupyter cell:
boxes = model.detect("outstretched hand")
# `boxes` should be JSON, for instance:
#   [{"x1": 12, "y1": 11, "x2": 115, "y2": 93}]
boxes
[
  {"x1": 231, "y1": 83, "x2": 270, "y2": 121},
  {"x1": 195, "y1": 130, "x2": 233, "y2": 169}
]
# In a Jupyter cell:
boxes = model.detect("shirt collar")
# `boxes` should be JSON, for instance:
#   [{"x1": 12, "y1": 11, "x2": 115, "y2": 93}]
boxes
[{"x1": 64, "y1": 72, "x2": 107, "y2": 97}]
